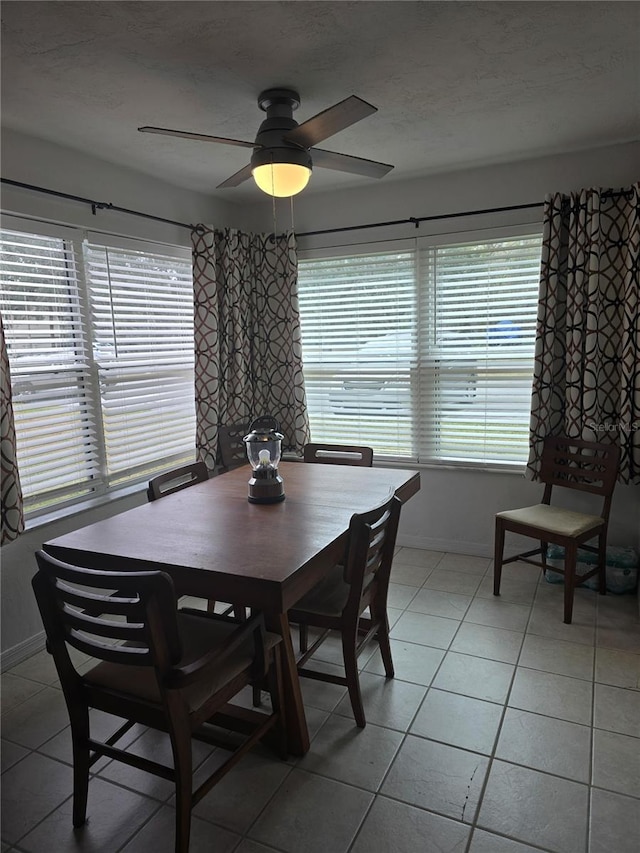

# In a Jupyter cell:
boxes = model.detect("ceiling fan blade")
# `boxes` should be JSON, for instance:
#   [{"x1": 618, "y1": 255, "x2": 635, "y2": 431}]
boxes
[
  {"x1": 216, "y1": 163, "x2": 254, "y2": 189},
  {"x1": 138, "y1": 126, "x2": 256, "y2": 149},
  {"x1": 284, "y1": 96, "x2": 377, "y2": 149},
  {"x1": 311, "y1": 147, "x2": 394, "y2": 179}
]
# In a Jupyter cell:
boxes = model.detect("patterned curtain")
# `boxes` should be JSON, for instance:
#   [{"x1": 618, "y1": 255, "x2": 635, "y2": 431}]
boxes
[
  {"x1": 191, "y1": 227, "x2": 310, "y2": 468},
  {"x1": 1, "y1": 312, "x2": 25, "y2": 544},
  {"x1": 527, "y1": 183, "x2": 640, "y2": 484}
]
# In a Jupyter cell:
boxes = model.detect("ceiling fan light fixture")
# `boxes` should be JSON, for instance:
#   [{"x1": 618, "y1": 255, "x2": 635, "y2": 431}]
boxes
[{"x1": 251, "y1": 147, "x2": 312, "y2": 197}]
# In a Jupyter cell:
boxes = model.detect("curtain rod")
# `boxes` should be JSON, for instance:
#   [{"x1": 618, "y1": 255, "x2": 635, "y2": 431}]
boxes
[
  {"x1": 1, "y1": 178, "x2": 197, "y2": 231},
  {"x1": 294, "y1": 201, "x2": 543, "y2": 238},
  {"x1": 2, "y1": 177, "x2": 632, "y2": 240},
  {"x1": 1, "y1": 177, "x2": 543, "y2": 237},
  {"x1": 294, "y1": 187, "x2": 633, "y2": 238}
]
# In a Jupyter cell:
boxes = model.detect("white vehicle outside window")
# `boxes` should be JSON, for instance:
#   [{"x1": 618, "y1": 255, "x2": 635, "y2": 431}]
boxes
[
  {"x1": 0, "y1": 218, "x2": 195, "y2": 518},
  {"x1": 298, "y1": 230, "x2": 542, "y2": 467}
]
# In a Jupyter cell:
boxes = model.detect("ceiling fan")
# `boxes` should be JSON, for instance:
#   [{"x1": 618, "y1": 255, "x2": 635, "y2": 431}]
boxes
[{"x1": 138, "y1": 88, "x2": 394, "y2": 197}]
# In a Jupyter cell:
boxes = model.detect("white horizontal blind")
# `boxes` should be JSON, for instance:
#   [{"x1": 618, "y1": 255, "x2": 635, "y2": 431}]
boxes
[
  {"x1": 84, "y1": 242, "x2": 195, "y2": 485},
  {"x1": 298, "y1": 231, "x2": 542, "y2": 466},
  {"x1": 0, "y1": 227, "x2": 99, "y2": 511},
  {"x1": 298, "y1": 251, "x2": 415, "y2": 456},
  {"x1": 417, "y1": 234, "x2": 541, "y2": 465}
]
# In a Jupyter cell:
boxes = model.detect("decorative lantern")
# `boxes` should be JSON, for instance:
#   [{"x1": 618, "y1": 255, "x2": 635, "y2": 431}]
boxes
[{"x1": 243, "y1": 416, "x2": 285, "y2": 504}]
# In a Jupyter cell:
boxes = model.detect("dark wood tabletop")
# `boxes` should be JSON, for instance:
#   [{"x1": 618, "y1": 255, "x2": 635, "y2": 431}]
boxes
[{"x1": 44, "y1": 461, "x2": 420, "y2": 753}]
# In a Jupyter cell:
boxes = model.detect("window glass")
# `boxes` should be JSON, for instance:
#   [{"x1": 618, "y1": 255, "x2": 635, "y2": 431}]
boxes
[
  {"x1": 297, "y1": 231, "x2": 542, "y2": 466},
  {"x1": 298, "y1": 251, "x2": 415, "y2": 457},
  {"x1": 0, "y1": 222, "x2": 195, "y2": 516}
]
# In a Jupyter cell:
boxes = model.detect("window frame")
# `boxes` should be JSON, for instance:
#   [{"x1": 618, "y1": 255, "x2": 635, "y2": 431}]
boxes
[
  {"x1": 0, "y1": 214, "x2": 196, "y2": 523},
  {"x1": 297, "y1": 223, "x2": 542, "y2": 471}
]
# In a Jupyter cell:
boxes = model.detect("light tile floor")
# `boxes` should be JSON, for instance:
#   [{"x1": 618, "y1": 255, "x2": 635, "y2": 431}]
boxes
[{"x1": 2, "y1": 548, "x2": 640, "y2": 853}]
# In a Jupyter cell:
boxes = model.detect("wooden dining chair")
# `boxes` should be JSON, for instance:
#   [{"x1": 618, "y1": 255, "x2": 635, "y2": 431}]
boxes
[
  {"x1": 147, "y1": 460, "x2": 209, "y2": 501},
  {"x1": 32, "y1": 550, "x2": 286, "y2": 853},
  {"x1": 494, "y1": 435, "x2": 620, "y2": 624},
  {"x1": 218, "y1": 423, "x2": 250, "y2": 471},
  {"x1": 289, "y1": 493, "x2": 401, "y2": 727},
  {"x1": 303, "y1": 443, "x2": 374, "y2": 467},
  {"x1": 147, "y1": 461, "x2": 244, "y2": 619}
]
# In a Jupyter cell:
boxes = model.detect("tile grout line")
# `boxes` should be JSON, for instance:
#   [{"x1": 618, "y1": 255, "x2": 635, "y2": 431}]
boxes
[
  {"x1": 345, "y1": 551, "x2": 450, "y2": 853},
  {"x1": 461, "y1": 565, "x2": 540, "y2": 853},
  {"x1": 347, "y1": 556, "x2": 488, "y2": 852},
  {"x1": 3, "y1": 551, "x2": 638, "y2": 852}
]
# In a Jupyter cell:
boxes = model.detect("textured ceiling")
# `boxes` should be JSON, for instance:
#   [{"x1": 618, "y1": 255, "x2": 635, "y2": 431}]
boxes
[{"x1": 1, "y1": 1, "x2": 639, "y2": 200}]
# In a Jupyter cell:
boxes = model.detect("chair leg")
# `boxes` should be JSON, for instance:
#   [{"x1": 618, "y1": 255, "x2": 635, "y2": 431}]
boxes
[
  {"x1": 70, "y1": 707, "x2": 90, "y2": 827},
  {"x1": 206, "y1": 599, "x2": 217, "y2": 613},
  {"x1": 169, "y1": 722, "x2": 193, "y2": 853},
  {"x1": 540, "y1": 540, "x2": 548, "y2": 576},
  {"x1": 373, "y1": 610, "x2": 394, "y2": 679},
  {"x1": 299, "y1": 623, "x2": 308, "y2": 653},
  {"x1": 342, "y1": 628, "x2": 366, "y2": 728},
  {"x1": 563, "y1": 541, "x2": 577, "y2": 625},
  {"x1": 267, "y1": 646, "x2": 288, "y2": 760},
  {"x1": 598, "y1": 531, "x2": 607, "y2": 597},
  {"x1": 493, "y1": 518, "x2": 505, "y2": 596}
]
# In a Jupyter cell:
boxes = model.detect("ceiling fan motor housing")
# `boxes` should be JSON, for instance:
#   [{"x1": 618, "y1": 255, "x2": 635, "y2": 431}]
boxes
[{"x1": 251, "y1": 88, "x2": 313, "y2": 172}]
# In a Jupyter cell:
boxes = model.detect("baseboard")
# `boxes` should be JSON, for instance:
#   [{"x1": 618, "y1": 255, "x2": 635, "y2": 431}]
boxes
[
  {"x1": 1, "y1": 629, "x2": 46, "y2": 672},
  {"x1": 396, "y1": 534, "x2": 523, "y2": 560},
  {"x1": 2, "y1": 538, "x2": 528, "y2": 672}
]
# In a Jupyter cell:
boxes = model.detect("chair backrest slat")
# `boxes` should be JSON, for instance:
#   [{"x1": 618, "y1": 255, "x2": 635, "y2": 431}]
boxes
[
  {"x1": 55, "y1": 580, "x2": 142, "y2": 617},
  {"x1": 33, "y1": 552, "x2": 182, "y2": 669},
  {"x1": 66, "y1": 630, "x2": 152, "y2": 665},
  {"x1": 304, "y1": 443, "x2": 374, "y2": 467},
  {"x1": 218, "y1": 423, "x2": 249, "y2": 470},
  {"x1": 147, "y1": 461, "x2": 209, "y2": 502},
  {"x1": 62, "y1": 606, "x2": 146, "y2": 642},
  {"x1": 343, "y1": 496, "x2": 401, "y2": 613},
  {"x1": 540, "y1": 436, "x2": 620, "y2": 498}
]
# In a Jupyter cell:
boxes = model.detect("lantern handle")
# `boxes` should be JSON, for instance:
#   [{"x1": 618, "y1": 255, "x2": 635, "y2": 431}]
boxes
[{"x1": 249, "y1": 415, "x2": 280, "y2": 433}]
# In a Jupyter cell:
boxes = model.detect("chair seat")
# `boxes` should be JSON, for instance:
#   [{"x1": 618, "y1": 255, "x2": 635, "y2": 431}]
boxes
[
  {"x1": 496, "y1": 504, "x2": 604, "y2": 538},
  {"x1": 85, "y1": 612, "x2": 280, "y2": 712},
  {"x1": 290, "y1": 564, "x2": 349, "y2": 618}
]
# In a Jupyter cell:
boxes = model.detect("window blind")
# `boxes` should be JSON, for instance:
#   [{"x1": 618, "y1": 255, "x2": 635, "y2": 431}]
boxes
[
  {"x1": 417, "y1": 234, "x2": 541, "y2": 465},
  {"x1": 0, "y1": 227, "x2": 98, "y2": 510},
  {"x1": 0, "y1": 220, "x2": 196, "y2": 517},
  {"x1": 297, "y1": 231, "x2": 542, "y2": 467},
  {"x1": 298, "y1": 251, "x2": 416, "y2": 456},
  {"x1": 84, "y1": 242, "x2": 196, "y2": 484}
]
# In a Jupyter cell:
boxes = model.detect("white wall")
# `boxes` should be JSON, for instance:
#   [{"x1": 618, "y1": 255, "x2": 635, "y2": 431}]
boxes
[
  {"x1": 249, "y1": 141, "x2": 640, "y2": 555},
  {"x1": 0, "y1": 128, "x2": 251, "y2": 665},
  {"x1": 391, "y1": 464, "x2": 638, "y2": 558},
  {"x1": 1, "y1": 127, "x2": 251, "y2": 243},
  {"x1": 255, "y1": 140, "x2": 640, "y2": 251},
  {"x1": 2, "y1": 133, "x2": 639, "y2": 666}
]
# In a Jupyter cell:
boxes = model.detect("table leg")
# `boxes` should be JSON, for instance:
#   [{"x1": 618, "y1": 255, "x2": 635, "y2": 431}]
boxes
[{"x1": 267, "y1": 612, "x2": 310, "y2": 756}]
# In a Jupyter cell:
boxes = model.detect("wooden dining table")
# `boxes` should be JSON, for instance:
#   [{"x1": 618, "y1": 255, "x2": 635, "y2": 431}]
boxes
[{"x1": 43, "y1": 461, "x2": 420, "y2": 755}]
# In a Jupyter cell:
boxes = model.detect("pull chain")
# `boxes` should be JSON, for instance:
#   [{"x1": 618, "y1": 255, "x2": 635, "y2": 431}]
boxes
[{"x1": 271, "y1": 189, "x2": 277, "y2": 244}]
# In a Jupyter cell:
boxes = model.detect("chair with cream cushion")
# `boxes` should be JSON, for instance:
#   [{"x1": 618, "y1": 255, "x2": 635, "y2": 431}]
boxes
[
  {"x1": 493, "y1": 435, "x2": 620, "y2": 624},
  {"x1": 32, "y1": 550, "x2": 285, "y2": 853}
]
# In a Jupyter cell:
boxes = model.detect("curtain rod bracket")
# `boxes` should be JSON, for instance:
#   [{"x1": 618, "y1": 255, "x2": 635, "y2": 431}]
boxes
[
  {"x1": 409, "y1": 217, "x2": 420, "y2": 229},
  {"x1": 1, "y1": 178, "x2": 194, "y2": 231}
]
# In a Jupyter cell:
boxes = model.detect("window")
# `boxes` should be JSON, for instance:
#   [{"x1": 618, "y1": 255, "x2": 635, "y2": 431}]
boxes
[
  {"x1": 0, "y1": 220, "x2": 195, "y2": 517},
  {"x1": 297, "y1": 230, "x2": 542, "y2": 467}
]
